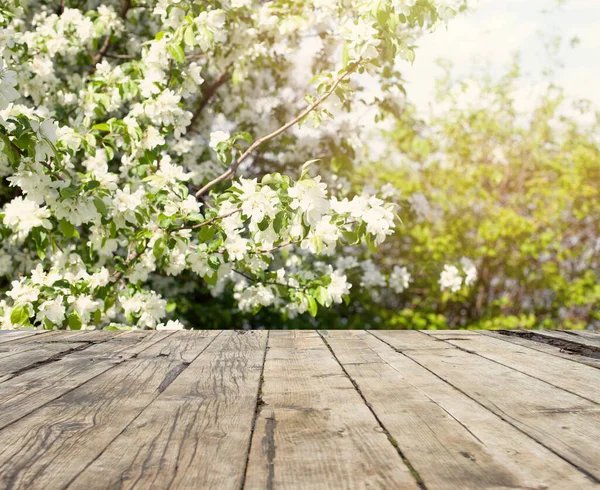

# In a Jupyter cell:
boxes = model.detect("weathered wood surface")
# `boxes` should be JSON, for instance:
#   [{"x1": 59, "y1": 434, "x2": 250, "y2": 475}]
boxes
[
  {"x1": 244, "y1": 330, "x2": 419, "y2": 489},
  {"x1": 426, "y1": 330, "x2": 600, "y2": 403},
  {"x1": 375, "y1": 330, "x2": 600, "y2": 480},
  {"x1": 532, "y1": 329, "x2": 600, "y2": 347},
  {"x1": 0, "y1": 329, "x2": 598, "y2": 489},
  {"x1": 483, "y1": 330, "x2": 600, "y2": 369}
]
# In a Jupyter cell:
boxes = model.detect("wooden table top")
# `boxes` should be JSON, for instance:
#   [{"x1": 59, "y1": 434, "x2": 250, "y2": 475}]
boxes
[{"x1": 0, "y1": 328, "x2": 598, "y2": 489}]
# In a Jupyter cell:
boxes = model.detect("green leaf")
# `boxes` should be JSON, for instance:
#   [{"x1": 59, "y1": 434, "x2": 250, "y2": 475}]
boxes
[
  {"x1": 10, "y1": 305, "x2": 30, "y2": 325},
  {"x1": 168, "y1": 43, "x2": 185, "y2": 63},
  {"x1": 104, "y1": 144, "x2": 114, "y2": 161},
  {"x1": 300, "y1": 159, "x2": 320, "y2": 180},
  {"x1": 307, "y1": 296, "x2": 318, "y2": 317},
  {"x1": 85, "y1": 180, "x2": 101, "y2": 191},
  {"x1": 153, "y1": 237, "x2": 166, "y2": 260},
  {"x1": 315, "y1": 286, "x2": 329, "y2": 306},
  {"x1": 234, "y1": 132, "x2": 253, "y2": 143},
  {"x1": 68, "y1": 312, "x2": 82, "y2": 330},
  {"x1": 198, "y1": 226, "x2": 216, "y2": 243},
  {"x1": 92, "y1": 123, "x2": 110, "y2": 132},
  {"x1": 184, "y1": 26, "x2": 196, "y2": 47},
  {"x1": 342, "y1": 41, "x2": 350, "y2": 68},
  {"x1": 93, "y1": 196, "x2": 108, "y2": 217},
  {"x1": 204, "y1": 272, "x2": 218, "y2": 287},
  {"x1": 0, "y1": 133, "x2": 21, "y2": 165},
  {"x1": 59, "y1": 219, "x2": 75, "y2": 238},
  {"x1": 60, "y1": 186, "x2": 79, "y2": 199}
]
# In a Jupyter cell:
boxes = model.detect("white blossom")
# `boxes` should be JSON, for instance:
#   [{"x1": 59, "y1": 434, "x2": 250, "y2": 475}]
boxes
[
  {"x1": 439, "y1": 265, "x2": 462, "y2": 293},
  {"x1": 389, "y1": 266, "x2": 411, "y2": 293},
  {"x1": 209, "y1": 130, "x2": 230, "y2": 149},
  {"x1": 0, "y1": 56, "x2": 19, "y2": 110},
  {"x1": 327, "y1": 271, "x2": 351, "y2": 305},
  {"x1": 3, "y1": 196, "x2": 52, "y2": 241},
  {"x1": 157, "y1": 319, "x2": 185, "y2": 330},
  {"x1": 37, "y1": 295, "x2": 66, "y2": 325}
]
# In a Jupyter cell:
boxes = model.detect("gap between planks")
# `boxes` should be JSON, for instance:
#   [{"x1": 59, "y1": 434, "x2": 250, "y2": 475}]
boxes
[
  {"x1": 371, "y1": 330, "x2": 600, "y2": 484},
  {"x1": 243, "y1": 330, "x2": 422, "y2": 490},
  {"x1": 0, "y1": 331, "x2": 222, "y2": 489},
  {"x1": 421, "y1": 330, "x2": 600, "y2": 404},
  {"x1": 317, "y1": 330, "x2": 426, "y2": 489},
  {"x1": 325, "y1": 330, "x2": 597, "y2": 489}
]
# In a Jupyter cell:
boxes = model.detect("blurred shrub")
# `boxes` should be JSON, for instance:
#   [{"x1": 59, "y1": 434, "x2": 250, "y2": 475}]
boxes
[{"x1": 363, "y1": 62, "x2": 600, "y2": 330}]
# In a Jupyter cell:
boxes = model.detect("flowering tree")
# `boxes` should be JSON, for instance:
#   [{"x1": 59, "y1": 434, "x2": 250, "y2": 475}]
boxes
[{"x1": 0, "y1": 0, "x2": 463, "y2": 330}]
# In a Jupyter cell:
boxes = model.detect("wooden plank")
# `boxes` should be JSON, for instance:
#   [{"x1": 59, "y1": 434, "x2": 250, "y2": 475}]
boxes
[
  {"x1": 532, "y1": 330, "x2": 600, "y2": 349},
  {"x1": 0, "y1": 330, "x2": 123, "y2": 359},
  {"x1": 244, "y1": 330, "x2": 420, "y2": 490},
  {"x1": 573, "y1": 331, "x2": 600, "y2": 341},
  {"x1": 426, "y1": 331, "x2": 600, "y2": 403},
  {"x1": 0, "y1": 331, "x2": 63, "y2": 353},
  {"x1": 69, "y1": 330, "x2": 268, "y2": 490},
  {"x1": 324, "y1": 330, "x2": 596, "y2": 489},
  {"x1": 0, "y1": 330, "x2": 220, "y2": 490},
  {"x1": 51, "y1": 330, "x2": 128, "y2": 343},
  {"x1": 363, "y1": 329, "x2": 454, "y2": 351},
  {"x1": 482, "y1": 330, "x2": 600, "y2": 369},
  {"x1": 0, "y1": 331, "x2": 127, "y2": 383},
  {"x1": 0, "y1": 330, "x2": 49, "y2": 344},
  {"x1": 0, "y1": 331, "x2": 173, "y2": 430},
  {"x1": 372, "y1": 330, "x2": 600, "y2": 481},
  {"x1": 0, "y1": 341, "x2": 91, "y2": 382}
]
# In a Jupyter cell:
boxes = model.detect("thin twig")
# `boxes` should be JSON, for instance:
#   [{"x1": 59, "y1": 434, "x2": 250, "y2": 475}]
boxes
[
  {"x1": 253, "y1": 241, "x2": 295, "y2": 255},
  {"x1": 104, "y1": 53, "x2": 136, "y2": 60},
  {"x1": 195, "y1": 61, "x2": 361, "y2": 199},
  {"x1": 177, "y1": 207, "x2": 241, "y2": 231}
]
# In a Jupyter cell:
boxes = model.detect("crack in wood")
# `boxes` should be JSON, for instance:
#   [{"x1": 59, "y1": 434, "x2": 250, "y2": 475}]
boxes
[
  {"x1": 4, "y1": 341, "x2": 102, "y2": 380},
  {"x1": 263, "y1": 412, "x2": 277, "y2": 490},
  {"x1": 240, "y1": 332, "x2": 269, "y2": 490},
  {"x1": 497, "y1": 330, "x2": 600, "y2": 360},
  {"x1": 157, "y1": 362, "x2": 190, "y2": 393}
]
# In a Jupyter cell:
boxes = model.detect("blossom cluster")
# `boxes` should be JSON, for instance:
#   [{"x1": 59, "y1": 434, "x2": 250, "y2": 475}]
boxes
[{"x1": 0, "y1": 0, "x2": 461, "y2": 330}]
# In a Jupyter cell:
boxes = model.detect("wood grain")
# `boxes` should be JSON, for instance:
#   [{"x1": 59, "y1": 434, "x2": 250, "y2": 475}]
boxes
[
  {"x1": 69, "y1": 330, "x2": 267, "y2": 490},
  {"x1": 0, "y1": 330, "x2": 219, "y2": 490},
  {"x1": 0, "y1": 330, "x2": 127, "y2": 383},
  {"x1": 373, "y1": 330, "x2": 600, "y2": 481},
  {"x1": 244, "y1": 330, "x2": 420, "y2": 490},
  {"x1": 0, "y1": 330, "x2": 49, "y2": 344},
  {"x1": 0, "y1": 331, "x2": 172, "y2": 430},
  {"x1": 427, "y1": 330, "x2": 600, "y2": 403},
  {"x1": 0, "y1": 341, "x2": 91, "y2": 382},
  {"x1": 325, "y1": 330, "x2": 595, "y2": 489}
]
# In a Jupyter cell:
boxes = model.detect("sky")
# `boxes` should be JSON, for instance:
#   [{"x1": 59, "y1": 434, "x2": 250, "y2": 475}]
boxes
[{"x1": 401, "y1": 0, "x2": 600, "y2": 115}]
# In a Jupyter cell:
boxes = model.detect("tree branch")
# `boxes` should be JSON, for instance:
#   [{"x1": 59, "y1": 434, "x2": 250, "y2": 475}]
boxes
[
  {"x1": 195, "y1": 61, "x2": 360, "y2": 199},
  {"x1": 189, "y1": 66, "x2": 232, "y2": 128},
  {"x1": 90, "y1": 0, "x2": 131, "y2": 72}
]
